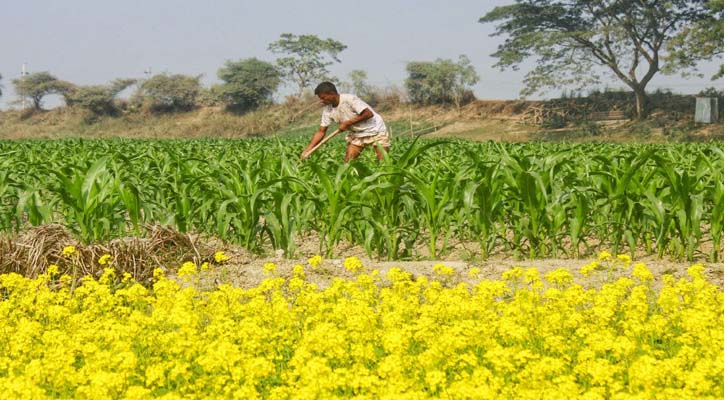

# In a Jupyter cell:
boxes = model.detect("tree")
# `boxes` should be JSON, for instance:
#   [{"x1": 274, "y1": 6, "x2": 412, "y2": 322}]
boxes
[
  {"x1": 217, "y1": 58, "x2": 281, "y2": 112},
  {"x1": 268, "y1": 33, "x2": 347, "y2": 96},
  {"x1": 405, "y1": 55, "x2": 479, "y2": 107},
  {"x1": 480, "y1": 0, "x2": 715, "y2": 119},
  {"x1": 0, "y1": 73, "x2": 3, "y2": 98},
  {"x1": 136, "y1": 73, "x2": 201, "y2": 112},
  {"x1": 66, "y1": 79, "x2": 136, "y2": 116},
  {"x1": 12, "y1": 71, "x2": 71, "y2": 110},
  {"x1": 343, "y1": 70, "x2": 373, "y2": 99},
  {"x1": 666, "y1": 0, "x2": 724, "y2": 79}
]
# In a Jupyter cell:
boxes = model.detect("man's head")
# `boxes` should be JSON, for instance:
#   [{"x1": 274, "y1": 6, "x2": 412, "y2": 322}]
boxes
[{"x1": 315, "y1": 81, "x2": 339, "y2": 106}]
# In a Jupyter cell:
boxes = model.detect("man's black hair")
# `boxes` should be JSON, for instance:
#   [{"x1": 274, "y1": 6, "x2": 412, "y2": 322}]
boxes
[{"x1": 314, "y1": 82, "x2": 338, "y2": 95}]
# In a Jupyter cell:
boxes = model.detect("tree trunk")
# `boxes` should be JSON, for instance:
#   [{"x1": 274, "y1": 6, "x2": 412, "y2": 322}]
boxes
[{"x1": 632, "y1": 85, "x2": 649, "y2": 120}]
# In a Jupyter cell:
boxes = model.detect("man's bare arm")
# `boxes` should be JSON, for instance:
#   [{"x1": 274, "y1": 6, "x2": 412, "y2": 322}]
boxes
[
  {"x1": 338, "y1": 108, "x2": 373, "y2": 131},
  {"x1": 301, "y1": 126, "x2": 328, "y2": 158}
]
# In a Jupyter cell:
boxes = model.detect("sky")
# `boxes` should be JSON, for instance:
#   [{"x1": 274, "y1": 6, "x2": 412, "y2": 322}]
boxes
[{"x1": 1, "y1": 0, "x2": 723, "y2": 110}]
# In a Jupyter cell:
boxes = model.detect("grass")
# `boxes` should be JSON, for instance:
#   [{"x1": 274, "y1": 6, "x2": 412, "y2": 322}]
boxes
[{"x1": 1, "y1": 98, "x2": 722, "y2": 143}]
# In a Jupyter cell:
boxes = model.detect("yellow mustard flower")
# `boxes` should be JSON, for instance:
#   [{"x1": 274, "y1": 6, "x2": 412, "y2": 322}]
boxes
[
  {"x1": 502, "y1": 266, "x2": 524, "y2": 282},
  {"x1": 616, "y1": 254, "x2": 632, "y2": 267},
  {"x1": 98, "y1": 254, "x2": 112, "y2": 265},
  {"x1": 432, "y1": 263, "x2": 454, "y2": 276},
  {"x1": 99, "y1": 267, "x2": 116, "y2": 285},
  {"x1": 308, "y1": 255, "x2": 323, "y2": 269},
  {"x1": 61, "y1": 245, "x2": 76, "y2": 258},
  {"x1": 632, "y1": 263, "x2": 654, "y2": 282},
  {"x1": 178, "y1": 261, "x2": 197, "y2": 278},
  {"x1": 214, "y1": 251, "x2": 229, "y2": 263},
  {"x1": 263, "y1": 262, "x2": 277, "y2": 275},
  {"x1": 152, "y1": 268, "x2": 166, "y2": 280},
  {"x1": 580, "y1": 261, "x2": 601, "y2": 277},
  {"x1": 687, "y1": 264, "x2": 705, "y2": 280},
  {"x1": 344, "y1": 256, "x2": 364, "y2": 273},
  {"x1": 47, "y1": 264, "x2": 60, "y2": 276},
  {"x1": 545, "y1": 268, "x2": 574, "y2": 287}
]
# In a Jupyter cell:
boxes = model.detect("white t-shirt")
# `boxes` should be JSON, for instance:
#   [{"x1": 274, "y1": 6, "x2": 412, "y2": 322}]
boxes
[{"x1": 320, "y1": 93, "x2": 387, "y2": 137}]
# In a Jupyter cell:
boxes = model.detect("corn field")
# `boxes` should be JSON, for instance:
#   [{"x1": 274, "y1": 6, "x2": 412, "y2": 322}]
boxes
[{"x1": 0, "y1": 138, "x2": 722, "y2": 261}]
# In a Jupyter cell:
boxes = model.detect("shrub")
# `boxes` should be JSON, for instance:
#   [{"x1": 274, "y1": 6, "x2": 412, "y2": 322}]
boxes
[{"x1": 136, "y1": 73, "x2": 201, "y2": 113}]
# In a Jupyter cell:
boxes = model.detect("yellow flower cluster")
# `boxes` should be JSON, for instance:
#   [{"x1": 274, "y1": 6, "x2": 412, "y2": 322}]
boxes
[
  {"x1": 213, "y1": 251, "x2": 229, "y2": 263},
  {"x1": 343, "y1": 256, "x2": 364, "y2": 273},
  {"x1": 308, "y1": 255, "x2": 323, "y2": 269},
  {"x1": 61, "y1": 245, "x2": 76, "y2": 258},
  {"x1": 432, "y1": 263, "x2": 454, "y2": 276},
  {"x1": 98, "y1": 254, "x2": 112, "y2": 266},
  {"x1": 263, "y1": 262, "x2": 277, "y2": 275},
  {"x1": 0, "y1": 259, "x2": 721, "y2": 399}
]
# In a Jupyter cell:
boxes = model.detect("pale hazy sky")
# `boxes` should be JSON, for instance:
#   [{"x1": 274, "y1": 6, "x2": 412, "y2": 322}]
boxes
[{"x1": 1, "y1": 0, "x2": 722, "y2": 109}]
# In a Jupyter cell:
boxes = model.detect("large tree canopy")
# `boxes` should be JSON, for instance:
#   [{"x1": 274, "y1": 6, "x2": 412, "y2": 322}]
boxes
[
  {"x1": 12, "y1": 72, "x2": 72, "y2": 110},
  {"x1": 268, "y1": 33, "x2": 347, "y2": 97},
  {"x1": 217, "y1": 58, "x2": 281, "y2": 112},
  {"x1": 666, "y1": 0, "x2": 724, "y2": 79},
  {"x1": 65, "y1": 79, "x2": 136, "y2": 116},
  {"x1": 480, "y1": 0, "x2": 716, "y2": 119},
  {"x1": 405, "y1": 56, "x2": 479, "y2": 107},
  {"x1": 137, "y1": 73, "x2": 201, "y2": 113}
]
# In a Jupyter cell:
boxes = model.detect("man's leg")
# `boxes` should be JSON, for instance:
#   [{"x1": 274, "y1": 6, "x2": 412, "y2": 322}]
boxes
[
  {"x1": 373, "y1": 132, "x2": 391, "y2": 161},
  {"x1": 373, "y1": 145, "x2": 390, "y2": 160},
  {"x1": 344, "y1": 143, "x2": 364, "y2": 163}
]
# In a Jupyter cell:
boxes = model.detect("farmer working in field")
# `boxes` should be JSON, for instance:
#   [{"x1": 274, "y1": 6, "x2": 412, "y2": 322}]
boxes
[{"x1": 301, "y1": 81, "x2": 390, "y2": 163}]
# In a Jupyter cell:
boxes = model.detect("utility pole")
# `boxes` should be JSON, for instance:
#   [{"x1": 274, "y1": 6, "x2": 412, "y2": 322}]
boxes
[{"x1": 20, "y1": 63, "x2": 28, "y2": 109}]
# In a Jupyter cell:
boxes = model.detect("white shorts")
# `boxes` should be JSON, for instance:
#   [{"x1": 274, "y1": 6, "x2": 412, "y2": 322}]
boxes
[{"x1": 346, "y1": 131, "x2": 390, "y2": 148}]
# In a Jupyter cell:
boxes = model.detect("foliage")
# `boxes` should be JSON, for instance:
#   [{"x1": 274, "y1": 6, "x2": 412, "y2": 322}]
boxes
[
  {"x1": 666, "y1": 0, "x2": 724, "y2": 79},
  {"x1": 405, "y1": 55, "x2": 479, "y2": 107},
  {"x1": 340, "y1": 70, "x2": 374, "y2": 101},
  {"x1": 268, "y1": 33, "x2": 347, "y2": 96},
  {"x1": 217, "y1": 58, "x2": 281, "y2": 112},
  {"x1": 65, "y1": 79, "x2": 136, "y2": 116},
  {"x1": 0, "y1": 257, "x2": 721, "y2": 398},
  {"x1": 479, "y1": 0, "x2": 714, "y2": 119},
  {"x1": 0, "y1": 73, "x2": 3, "y2": 98},
  {"x1": 136, "y1": 73, "x2": 202, "y2": 113},
  {"x1": 11, "y1": 71, "x2": 73, "y2": 110},
  {"x1": 0, "y1": 139, "x2": 721, "y2": 262}
]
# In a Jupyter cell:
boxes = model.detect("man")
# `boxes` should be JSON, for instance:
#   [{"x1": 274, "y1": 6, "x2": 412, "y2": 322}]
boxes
[{"x1": 301, "y1": 82, "x2": 390, "y2": 162}]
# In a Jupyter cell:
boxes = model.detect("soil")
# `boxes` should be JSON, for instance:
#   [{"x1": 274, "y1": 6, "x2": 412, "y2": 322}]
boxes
[
  {"x1": 186, "y1": 237, "x2": 725, "y2": 292},
  {"x1": 5, "y1": 225, "x2": 721, "y2": 293}
]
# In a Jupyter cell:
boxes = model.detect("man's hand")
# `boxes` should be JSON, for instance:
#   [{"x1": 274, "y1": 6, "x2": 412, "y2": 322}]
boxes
[{"x1": 339, "y1": 109, "x2": 372, "y2": 132}]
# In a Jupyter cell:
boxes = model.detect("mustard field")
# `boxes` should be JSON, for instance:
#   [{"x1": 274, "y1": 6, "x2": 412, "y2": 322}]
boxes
[{"x1": 0, "y1": 252, "x2": 721, "y2": 399}]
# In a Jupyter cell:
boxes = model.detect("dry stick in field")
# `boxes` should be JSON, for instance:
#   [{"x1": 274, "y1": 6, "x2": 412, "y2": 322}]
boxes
[
  {"x1": 289, "y1": 101, "x2": 322, "y2": 123},
  {"x1": 301, "y1": 128, "x2": 342, "y2": 159}
]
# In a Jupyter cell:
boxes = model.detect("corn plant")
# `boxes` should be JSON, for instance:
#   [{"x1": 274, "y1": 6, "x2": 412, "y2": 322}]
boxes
[{"x1": 0, "y1": 138, "x2": 721, "y2": 261}]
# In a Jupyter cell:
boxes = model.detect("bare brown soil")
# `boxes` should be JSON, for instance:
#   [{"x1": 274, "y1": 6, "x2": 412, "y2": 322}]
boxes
[
  {"x1": 201, "y1": 256, "x2": 724, "y2": 294},
  {"x1": 2, "y1": 225, "x2": 721, "y2": 292},
  {"x1": 194, "y1": 241, "x2": 724, "y2": 292}
]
